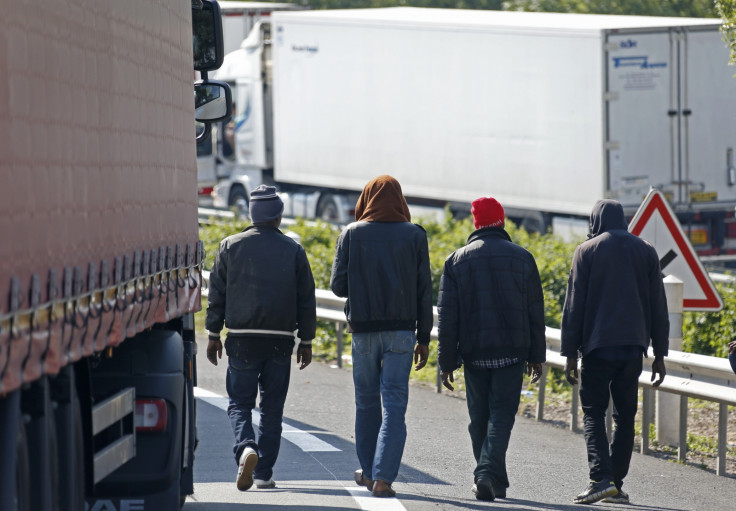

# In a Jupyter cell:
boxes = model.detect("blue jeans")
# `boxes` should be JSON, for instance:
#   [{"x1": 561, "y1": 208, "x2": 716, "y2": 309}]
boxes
[
  {"x1": 352, "y1": 330, "x2": 415, "y2": 484},
  {"x1": 464, "y1": 361, "x2": 524, "y2": 489},
  {"x1": 226, "y1": 355, "x2": 291, "y2": 481}
]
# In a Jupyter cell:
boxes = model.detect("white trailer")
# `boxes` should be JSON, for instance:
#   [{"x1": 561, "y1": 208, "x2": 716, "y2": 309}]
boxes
[{"x1": 212, "y1": 8, "x2": 736, "y2": 254}]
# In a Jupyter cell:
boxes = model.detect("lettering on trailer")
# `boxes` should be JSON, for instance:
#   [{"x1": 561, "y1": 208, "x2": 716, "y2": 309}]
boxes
[
  {"x1": 613, "y1": 56, "x2": 667, "y2": 69},
  {"x1": 85, "y1": 500, "x2": 144, "y2": 511},
  {"x1": 628, "y1": 189, "x2": 723, "y2": 311}
]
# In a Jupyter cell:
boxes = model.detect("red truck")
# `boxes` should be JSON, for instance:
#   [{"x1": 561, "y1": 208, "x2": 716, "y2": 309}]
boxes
[{"x1": 0, "y1": 1, "x2": 230, "y2": 510}]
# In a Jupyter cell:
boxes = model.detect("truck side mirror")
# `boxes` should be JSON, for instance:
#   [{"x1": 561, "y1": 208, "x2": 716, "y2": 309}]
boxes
[
  {"x1": 192, "y1": 0, "x2": 224, "y2": 72},
  {"x1": 194, "y1": 80, "x2": 232, "y2": 123}
]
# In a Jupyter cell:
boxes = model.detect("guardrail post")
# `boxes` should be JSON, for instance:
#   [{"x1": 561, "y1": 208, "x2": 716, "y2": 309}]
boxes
[
  {"x1": 640, "y1": 386, "x2": 654, "y2": 454},
  {"x1": 436, "y1": 364, "x2": 442, "y2": 394},
  {"x1": 336, "y1": 323, "x2": 343, "y2": 369},
  {"x1": 656, "y1": 275, "x2": 684, "y2": 447},
  {"x1": 677, "y1": 395, "x2": 688, "y2": 462},
  {"x1": 717, "y1": 403, "x2": 728, "y2": 476},
  {"x1": 536, "y1": 365, "x2": 548, "y2": 421},
  {"x1": 570, "y1": 383, "x2": 579, "y2": 432}
]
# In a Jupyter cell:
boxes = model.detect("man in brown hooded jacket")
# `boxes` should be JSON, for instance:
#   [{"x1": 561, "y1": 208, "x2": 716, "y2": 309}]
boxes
[{"x1": 330, "y1": 175, "x2": 433, "y2": 498}]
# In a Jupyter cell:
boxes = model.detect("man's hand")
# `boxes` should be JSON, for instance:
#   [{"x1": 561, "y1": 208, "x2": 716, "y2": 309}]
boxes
[
  {"x1": 414, "y1": 344, "x2": 428, "y2": 371},
  {"x1": 526, "y1": 362, "x2": 543, "y2": 384},
  {"x1": 207, "y1": 337, "x2": 222, "y2": 366},
  {"x1": 297, "y1": 345, "x2": 312, "y2": 370},
  {"x1": 440, "y1": 370, "x2": 454, "y2": 391},
  {"x1": 651, "y1": 355, "x2": 666, "y2": 387},
  {"x1": 564, "y1": 356, "x2": 579, "y2": 385}
]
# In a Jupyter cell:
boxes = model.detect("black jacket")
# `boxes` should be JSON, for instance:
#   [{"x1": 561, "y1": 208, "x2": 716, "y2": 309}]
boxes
[
  {"x1": 437, "y1": 227, "x2": 546, "y2": 372},
  {"x1": 560, "y1": 200, "x2": 669, "y2": 358},
  {"x1": 205, "y1": 226, "x2": 316, "y2": 342},
  {"x1": 330, "y1": 221, "x2": 433, "y2": 345}
]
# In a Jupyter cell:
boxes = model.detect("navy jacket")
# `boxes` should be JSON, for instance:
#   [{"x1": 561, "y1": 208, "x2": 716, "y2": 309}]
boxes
[
  {"x1": 330, "y1": 221, "x2": 433, "y2": 345},
  {"x1": 206, "y1": 226, "x2": 316, "y2": 342},
  {"x1": 437, "y1": 227, "x2": 546, "y2": 372},
  {"x1": 560, "y1": 200, "x2": 669, "y2": 358}
]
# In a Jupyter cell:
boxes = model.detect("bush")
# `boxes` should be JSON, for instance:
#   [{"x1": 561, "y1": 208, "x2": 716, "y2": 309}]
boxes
[{"x1": 199, "y1": 215, "x2": 731, "y2": 360}]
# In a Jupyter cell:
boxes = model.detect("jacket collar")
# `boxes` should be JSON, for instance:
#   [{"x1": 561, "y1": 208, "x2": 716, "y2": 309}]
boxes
[{"x1": 467, "y1": 226, "x2": 512, "y2": 245}]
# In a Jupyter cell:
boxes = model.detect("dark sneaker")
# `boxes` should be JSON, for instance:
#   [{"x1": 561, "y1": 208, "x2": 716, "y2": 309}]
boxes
[
  {"x1": 472, "y1": 478, "x2": 495, "y2": 501},
  {"x1": 492, "y1": 484, "x2": 506, "y2": 499},
  {"x1": 603, "y1": 489, "x2": 629, "y2": 504},
  {"x1": 574, "y1": 480, "x2": 617, "y2": 504}
]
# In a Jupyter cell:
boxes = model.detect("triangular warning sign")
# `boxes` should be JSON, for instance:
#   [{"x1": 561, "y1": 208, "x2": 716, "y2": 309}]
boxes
[{"x1": 628, "y1": 189, "x2": 723, "y2": 311}]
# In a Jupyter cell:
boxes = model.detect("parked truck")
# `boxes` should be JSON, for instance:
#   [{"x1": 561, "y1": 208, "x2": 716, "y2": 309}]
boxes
[
  {"x1": 0, "y1": 1, "x2": 230, "y2": 510},
  {"x1": 204, "y1": 7, "x2": 736, "y2": 254}
]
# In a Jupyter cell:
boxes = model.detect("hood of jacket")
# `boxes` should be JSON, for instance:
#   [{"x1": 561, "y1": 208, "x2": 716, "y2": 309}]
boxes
[
  {"x1": 354, "y1": 174, "x2": 411, "y2": 222},
  {"x1": 589, "y1": 199, "x2": 627, "y2": 238}
]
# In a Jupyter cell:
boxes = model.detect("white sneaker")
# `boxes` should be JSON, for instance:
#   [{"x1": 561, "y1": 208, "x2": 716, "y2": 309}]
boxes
[
  {"x1": 236, "y1": 448, "x2": 258, "y2": 491},
  {"x1": 254, "y1": 478, "x2": 276, "y2": 489}
]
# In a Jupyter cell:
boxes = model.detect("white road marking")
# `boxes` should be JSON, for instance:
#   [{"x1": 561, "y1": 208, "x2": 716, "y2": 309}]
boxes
[
  {"x1": 194, "y1": 387, "x2": 407, "y2": 510},
  {"x1": 193, "y1": 386, "x2": 339, "y2": 452},
  {"x1": 345, "y1": 487, "x2": 408, "y2": 511}
]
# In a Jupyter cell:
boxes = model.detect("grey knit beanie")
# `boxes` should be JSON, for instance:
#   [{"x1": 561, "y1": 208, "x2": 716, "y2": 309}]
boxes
[{"x1": 249, "y1": 185, "x2": 284, "y2": 224}]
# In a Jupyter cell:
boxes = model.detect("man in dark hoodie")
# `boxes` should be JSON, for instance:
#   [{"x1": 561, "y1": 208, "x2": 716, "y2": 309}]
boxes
[
  {"x1": 330, "y1": 175, "x2": 433, "y2": 498},
  {"x1": 437, "y1": 197, "x2": 546, "y2": 502},
  {"x1": 561, "y1": 199, "x2": 669, "y2": 505},
  {"x1": 206, "y1": 185, "x2": 316, "y2": 492}
]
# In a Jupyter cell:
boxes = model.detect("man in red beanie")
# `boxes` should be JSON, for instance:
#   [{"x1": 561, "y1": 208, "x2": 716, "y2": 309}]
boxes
[{"x1": 437, "y1": 197, "x2": 545, "y2": 502}]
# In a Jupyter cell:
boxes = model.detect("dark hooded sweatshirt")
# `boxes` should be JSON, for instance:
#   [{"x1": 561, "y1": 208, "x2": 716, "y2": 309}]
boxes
[{"x1": 560, "y1": 200, "x2": 669, "y2": 359}]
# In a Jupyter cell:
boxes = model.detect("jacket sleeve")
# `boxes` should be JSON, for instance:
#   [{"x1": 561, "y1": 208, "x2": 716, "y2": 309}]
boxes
[
  {"x1": 560, "y1": 245, "x2": 588, "y2": 358},
  {"x1": 205, "y1": 241, "x2": 228, "y2": 335},
  {"x1": 526, "y1": 258, "x2": 547, "y2": 364},
  {"x1": 648, "y1": 247, "x2": 670, "y2": 357},
  {"x1": 415, "y1": 227, "x2": 434, "y2": 345},
  {"x1": 437, "y1": 259, "x2": 460, "y2": 372},
  {"x1": 329, "y1": 228, "x2": 349, "y2": 298},
  {"x1": 296, "y1": 246, "x2": 317, "y2": 342}
]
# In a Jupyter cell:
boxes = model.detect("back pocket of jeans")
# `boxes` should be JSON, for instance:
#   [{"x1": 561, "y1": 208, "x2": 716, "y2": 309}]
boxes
[{"x1": 388, "y1": 331, "x2": 415, "y2": 354}]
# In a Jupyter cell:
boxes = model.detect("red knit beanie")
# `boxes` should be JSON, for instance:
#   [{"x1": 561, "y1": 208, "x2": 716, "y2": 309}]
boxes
[{"x1": 471, "y1": 197, "x2": 505, "y2": 229}]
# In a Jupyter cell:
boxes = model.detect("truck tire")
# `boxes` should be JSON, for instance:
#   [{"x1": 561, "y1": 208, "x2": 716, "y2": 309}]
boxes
[
  {"x1": 15, "y1": 413, "x2": 30, "y2": 511},
  {"x1": 317, "y1": 193, "x2": 341, "y2": 222},
  {"x1": 228, "y1": 185, "x2": 248, "y2": 216}
]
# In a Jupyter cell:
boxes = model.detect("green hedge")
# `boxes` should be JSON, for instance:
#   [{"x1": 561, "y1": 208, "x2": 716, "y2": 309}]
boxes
[{"x1": 200, "y1": 214, "x2": 733, "y2": 359}]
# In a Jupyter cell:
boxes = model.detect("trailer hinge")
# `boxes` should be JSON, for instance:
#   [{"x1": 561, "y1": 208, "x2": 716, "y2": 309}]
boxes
[
  {"x1": 603, "y1": 42, "x2": 620, "y2": 52},
  {"x1": 605, "y1": 141, "x2": 621, "y2": 151},
  {"x1": 604, "y1": 91, "x2": 619, "y2": 102}
]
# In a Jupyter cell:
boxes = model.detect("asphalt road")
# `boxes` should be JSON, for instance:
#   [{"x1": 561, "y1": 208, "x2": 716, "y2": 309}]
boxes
[{"x1": 186, "y1": 339, "x2": 736, "y2": 511}]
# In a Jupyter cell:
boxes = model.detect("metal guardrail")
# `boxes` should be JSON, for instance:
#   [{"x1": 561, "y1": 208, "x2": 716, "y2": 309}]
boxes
[{"x1": 313, "y1": 289, "x2": 736, "y2": 477}]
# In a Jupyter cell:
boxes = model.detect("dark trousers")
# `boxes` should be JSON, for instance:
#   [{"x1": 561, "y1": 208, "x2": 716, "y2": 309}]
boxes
[
  {"x1": 579, "y1": 355, "x2": 642, "y2": 489},
  {"x1": 464, "y1": 362, "x2": 524, "y2": 489},
  {"x1": 226, "y1": 355, "x2": 291, "y2": 481}
]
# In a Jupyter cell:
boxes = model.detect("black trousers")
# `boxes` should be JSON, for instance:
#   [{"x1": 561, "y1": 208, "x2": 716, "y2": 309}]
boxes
[{"x1": 579, "y1": 355, "x2": 642, "y2": 489}]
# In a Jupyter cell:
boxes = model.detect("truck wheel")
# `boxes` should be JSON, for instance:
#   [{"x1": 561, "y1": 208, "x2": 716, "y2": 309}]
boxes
[
  {"x1": 228, "y1": 185, "x2": 248, "y2": 216},
  {"x1": 317, "y1": 194, "x2": 341, "y2": 222},
  {"x1": 16, "y1": 415, "x2": 30, "y2": 511}
]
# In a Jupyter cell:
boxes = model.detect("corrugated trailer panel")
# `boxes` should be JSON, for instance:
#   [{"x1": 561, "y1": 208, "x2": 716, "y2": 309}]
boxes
[{"x1": 0, "y1": 0, "x2": 201, "y2": 393}]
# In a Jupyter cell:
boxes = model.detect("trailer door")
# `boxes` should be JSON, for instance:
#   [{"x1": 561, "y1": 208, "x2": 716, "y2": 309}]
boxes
[
  {"x1": 682, "y1": 28, "x2": 736, "y2": 206},
  {"x1": 605, "y1": 30, "x2": 675, "y2": 210}
]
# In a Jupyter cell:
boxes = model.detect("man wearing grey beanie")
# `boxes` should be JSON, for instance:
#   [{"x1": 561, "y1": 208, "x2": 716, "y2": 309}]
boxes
[{"x1": 205, "y1": 184, "x2": 316, "y2": 492}]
